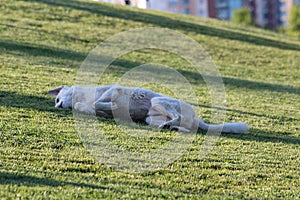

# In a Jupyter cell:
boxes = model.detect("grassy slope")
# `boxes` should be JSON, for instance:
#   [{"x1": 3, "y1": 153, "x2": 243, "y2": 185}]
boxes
[{"x1": 0, "y1": 0, "x2": 299, "y2": 199}]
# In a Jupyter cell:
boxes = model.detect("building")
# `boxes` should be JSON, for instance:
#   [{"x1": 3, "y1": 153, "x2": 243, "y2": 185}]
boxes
[
  {"x1": 209, "y1": 0, "x2": 295, "y2": 29},
  {"x1": 254, "y1": 0, "x2": 291, "y2": 29},
  {"x1": 98, "y1": 0, "x2": 300, "y2": 29},
  {"x1": 147, "y1": 0, "x2": 208, "y2": 18},
  {"x1": 207, "y1": 0, "x2": 252, "y2": 20},
  {"x1": 98, "y1": 0, "x2": 147, "y2": 8},
  {"x1": 99, "y1": 0, "x2": 125, "y2": 5},
  {"x1": 146, "y1": 1, "x2": 168, "y2": 12},
  {"x1": 255, "y1": 0, "x2": 276, "y2": 28},
  {"x1": 197, "y1": 0, "x2": 209, "y2": 17}
]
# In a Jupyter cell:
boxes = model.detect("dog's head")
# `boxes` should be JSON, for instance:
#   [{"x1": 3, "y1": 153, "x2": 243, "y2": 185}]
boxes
[{"x1": 48, "y1": 85, "x2": 73, "y2": 108}]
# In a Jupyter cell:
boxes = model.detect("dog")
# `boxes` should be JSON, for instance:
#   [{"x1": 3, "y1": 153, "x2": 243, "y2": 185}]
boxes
[
  {"x1": 94, "y1": 85, "x2": 249, "y2": 133},
  {"x1": 48, "y1": 85, "x2": 249, "y2": 133}
]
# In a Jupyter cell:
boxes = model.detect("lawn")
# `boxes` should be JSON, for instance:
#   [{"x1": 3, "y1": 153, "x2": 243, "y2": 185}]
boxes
[{"x1": 0, "y1": 0, "x2": 299, "y2": 199}]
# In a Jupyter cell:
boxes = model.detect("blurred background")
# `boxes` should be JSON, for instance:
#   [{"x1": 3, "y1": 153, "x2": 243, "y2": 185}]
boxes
[{"x1": 98, "y1": 0, "x2": 300, "y2": 35}]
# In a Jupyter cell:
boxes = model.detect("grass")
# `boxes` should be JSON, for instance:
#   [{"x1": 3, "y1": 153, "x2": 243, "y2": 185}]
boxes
[{"x1": 0, "y1": 0, "x2": 299, "y2": 199}]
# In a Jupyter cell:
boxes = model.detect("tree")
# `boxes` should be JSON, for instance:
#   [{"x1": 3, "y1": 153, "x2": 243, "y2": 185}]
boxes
[
  {"x1": 232, "y1": 7, "x2": 253, "y2": 26},
  {"x1": 288, "y1": 4, "x2": 300, "y2": 36}
]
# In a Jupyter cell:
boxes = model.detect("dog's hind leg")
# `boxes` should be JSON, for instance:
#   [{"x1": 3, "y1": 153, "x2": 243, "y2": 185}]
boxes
[
  {"x1": 149, "y1": 98, "x2": 183, "y2": 129},
  {"x1": 145, "y1": 115, "x2": 168, "y2": 127}
]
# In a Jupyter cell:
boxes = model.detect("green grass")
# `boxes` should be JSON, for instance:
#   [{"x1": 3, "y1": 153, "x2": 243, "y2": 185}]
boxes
[{"x1": 0, "y1": 0, "x2": 299, "y2": 199}]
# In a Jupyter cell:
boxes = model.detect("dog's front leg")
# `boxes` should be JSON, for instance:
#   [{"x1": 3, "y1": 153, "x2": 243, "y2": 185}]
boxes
[
  {"x1": 74, "y1": 102, "x2": 95, "y2": 115},
  {"x1": 93, "y1": 102, "x2": 118, "y2": 111}
]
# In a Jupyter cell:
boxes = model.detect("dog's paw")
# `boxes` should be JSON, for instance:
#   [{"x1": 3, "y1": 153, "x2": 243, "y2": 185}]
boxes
[
  {"x1": 158, "y1": 122, "x2": 171, "y2": 130},
  {"x1": 170, "y1": 126, "x2": 190, "y2": 133},
  {"x1": 95, "y1": 110, "x2": 110, "y2": 118},
  {"x1": 170, "y1": 126, "x2": 179, "y2": 131},
  {"x1": 74, "y1": 102, "x2": 83, "y2": 111}
]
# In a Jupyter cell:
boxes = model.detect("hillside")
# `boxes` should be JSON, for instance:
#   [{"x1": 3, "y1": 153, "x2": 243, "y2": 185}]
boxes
[{"x1": 0, "y1": 0, "x2": 299, "y2": 199}]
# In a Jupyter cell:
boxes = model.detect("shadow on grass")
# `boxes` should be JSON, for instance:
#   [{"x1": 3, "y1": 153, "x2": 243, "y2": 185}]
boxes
[
  {"x1": 0, "y1": 40, "x2": 86, "y2": 63},
  {"x1": 221, "y1": 77, "x2": 300, "y2": 95},
  {"x1": 0, "y1": 23, "x2": 91, "y2": 44},
  {"x1": 28, "y1": 0, "x2": 300, "y2": 51},
  {"x1": 1, "y1": 38, "x2": 298, "y2": 96},
  {"x1": 0, "y1": 39, "x2": 144, "y2": 70},
  {"x1": 0, "y1": 90, "x2": 71, "y2": 115},
  {"x1": 192, "y1": 102, "x2": 297, "y2": 123},
  {"x1": 178, "y1": 70, "x2": 300, "y2": 95},
  {"x1": 0, "y1": 172, "x2": 107, "y2": 190},
  {"x1": 0, "y1": 171, "x2": 202, "y2": 196},
  {"x1": 220, "y1": 129, "x2": 300, "y2": 146}
]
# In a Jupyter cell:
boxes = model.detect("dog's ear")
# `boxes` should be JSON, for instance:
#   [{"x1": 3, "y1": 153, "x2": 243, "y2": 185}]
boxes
[{"x1": 48, "y1": 86, "x2": 64, "y2": 97}]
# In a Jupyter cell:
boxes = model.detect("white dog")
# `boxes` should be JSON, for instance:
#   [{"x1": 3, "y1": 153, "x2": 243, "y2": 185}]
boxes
[{"x1": 48, "y1": 85, "x2": 249, "y2": 133}]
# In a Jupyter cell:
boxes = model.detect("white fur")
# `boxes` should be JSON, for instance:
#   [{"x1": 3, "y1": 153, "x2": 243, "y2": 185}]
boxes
[
  {"x1": 48, "y1": 85, "x2": 73, "y2": 108},
  {"x1": 93, "y1": 86, "x2": 249, "y2": 133},
  {"x1": 198, "y1": 119, "x2": 249, "y2": 134},
  {"x1": 49, "y1": 85, "x2": 249, "y2": 134}
]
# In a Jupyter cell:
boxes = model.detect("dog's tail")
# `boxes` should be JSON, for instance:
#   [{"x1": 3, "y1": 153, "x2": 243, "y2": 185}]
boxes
[{"x1": 197, "y1": 119, "x2": 249, "y2": 134}]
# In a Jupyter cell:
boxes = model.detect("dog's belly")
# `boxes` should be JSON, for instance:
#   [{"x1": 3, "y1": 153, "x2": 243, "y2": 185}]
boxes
[
  {"x1": 129, "y1": 99, "x2": 151, "y2": 121},
  {"x1": 129, "y1": 88, "x2": 162, "y2": 121}
]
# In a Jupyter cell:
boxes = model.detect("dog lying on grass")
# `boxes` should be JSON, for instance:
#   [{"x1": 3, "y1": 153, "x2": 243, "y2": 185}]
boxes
[{"x1": 48, "y1": 85, "x2": 249, "y2": 133}]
